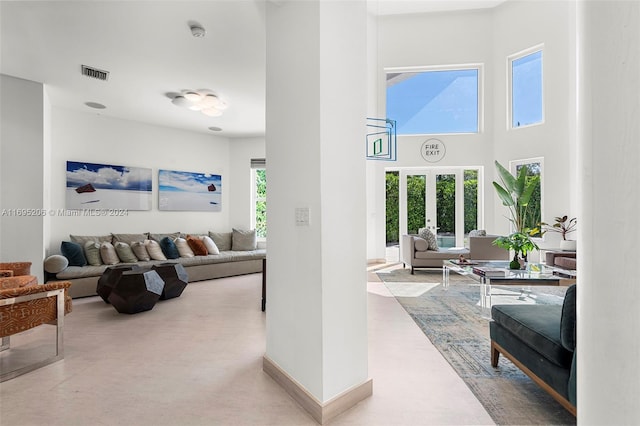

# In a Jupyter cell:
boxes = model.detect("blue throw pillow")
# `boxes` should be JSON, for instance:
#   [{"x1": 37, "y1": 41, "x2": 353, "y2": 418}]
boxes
[
  {"x1": 61, "y1": 241, "x2": 87, "y2": 267},
  {"x1": 160, "y1": 237, "x2": 180, "y2": 259}
]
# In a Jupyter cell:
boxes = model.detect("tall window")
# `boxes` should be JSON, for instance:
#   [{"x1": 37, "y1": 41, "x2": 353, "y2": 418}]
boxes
[
  {"x1": 511, "y1": 158, "x2": 543, "y2": 237},
  {"x1": 509, "y1": 46, "x2": 543, "y2": 128},
  {"x1": 386, "y1": 65, "x2": 481, "y2": 135},
  {"x1": 251, "y1": 159, "x2": 266, "y2": 239}
]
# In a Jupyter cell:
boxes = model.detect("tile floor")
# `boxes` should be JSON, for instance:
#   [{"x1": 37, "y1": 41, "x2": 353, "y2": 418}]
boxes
[{"x1": 0, "y1": 267, "x2": 493, "y2": 426}]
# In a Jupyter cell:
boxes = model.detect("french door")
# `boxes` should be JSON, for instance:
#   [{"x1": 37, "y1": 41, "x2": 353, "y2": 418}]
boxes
[{"x1": 399, "y1": 168, "x2": 482, "y2": 250}]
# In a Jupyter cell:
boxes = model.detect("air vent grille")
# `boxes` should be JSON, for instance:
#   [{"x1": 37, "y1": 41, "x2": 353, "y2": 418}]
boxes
[{"x1": 81, "y1": 65, "x2": 109, "y2": 81}]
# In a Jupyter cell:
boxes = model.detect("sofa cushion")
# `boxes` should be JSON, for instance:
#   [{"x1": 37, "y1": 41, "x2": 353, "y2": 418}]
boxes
[
  {"x1": 491, "y1": 304, "x2": 573, "y2": 368},
  {"x1": 418, "y1": 228, "x2": 439, "y2": 250},
  {"x1": 112, "y1": 233, "x2": 149, "y2": 246},
  {"x1": 160, "y1": 237, "x2": 180, "y2": 259},
  {"x1": 144, "y1": 240, "x2": 167, "y2": 261},
  {"x1": 232, "y1": 228, "x2": 257, "y2": 251},
  {"x1": 201, "y1": 235, "x2": 220, "y2": 255},
  {"x1": 175, "y1": 238, "x2": 195, "y2": 258},
  {"x1": 149, "y1": 232, "x2": 180, "y2": 243},
  {"x1": 100, "y1": 242, "x2": 120, "y2": 265},
  {"x1": 44, "y1": 254, "x2": 69, "y2": 274},
  {"x1": 555, "y1": 257, "x2": 577, "y2": 270},
  {"x1": 131, "y1": 241, "x2": 151, "y2": 261},
  {"x1": 209, "y1": 232, "x2": 232, "y2": 251},
  {"x1": 114, "y1": 242, "x2": 138, "y2": 263},
  {"x1": 61, "y1": 241, "x2": 87, "y2": 267},
  {"x1": 560, "y1": 285, "x2": 577, "y2": 351},
  {"x1": 83, "y1": 241, "x2": 103, "y2": 266},
  {"x1": 70, "y1": 234, "x2": 112, "y2": 245},
  {"x1": 187, "y1": 235, "x2": 208, "y2": 256},
  {"x1": 414, "y1": 237, "x2": 429, "y2": 252}
]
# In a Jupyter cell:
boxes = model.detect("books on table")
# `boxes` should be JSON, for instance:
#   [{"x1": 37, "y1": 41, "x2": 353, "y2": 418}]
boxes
[{"x1": 472, "y1": 266, "x2": 508, "y2": 278}]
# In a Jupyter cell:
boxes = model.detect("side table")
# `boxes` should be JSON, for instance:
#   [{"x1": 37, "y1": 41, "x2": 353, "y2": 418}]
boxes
[
  {"x1": 107, "y1": 269, "x2": 164, "y2": 314},
  {"x1": 151, "y1": 262, "x2": 188, "y2": 300},
  {"x1": 97, "y1": 264, "x2": 141, "y2": 303}
]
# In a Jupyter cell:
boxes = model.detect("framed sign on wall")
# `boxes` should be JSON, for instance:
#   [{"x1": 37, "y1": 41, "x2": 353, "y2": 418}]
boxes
[{"x1": 421, "y1": 138, "x2": 446, "y2": 163}]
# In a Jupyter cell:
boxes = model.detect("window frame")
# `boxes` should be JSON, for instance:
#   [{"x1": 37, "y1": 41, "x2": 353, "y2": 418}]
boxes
[
  {"x1": 384, "y1": 63, "x2": 484, "y2": 136},
  {"x1": 507, "y1": 44, "x2": 545, "y2": 130},
  {"x1": 250, "y1": 167, "x2": 266, "y2": 240}
]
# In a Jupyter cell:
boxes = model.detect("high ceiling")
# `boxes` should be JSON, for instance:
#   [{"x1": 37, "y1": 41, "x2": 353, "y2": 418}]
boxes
[{"x1": 1, "y1": 1, "x2": 506, "y2": 138}]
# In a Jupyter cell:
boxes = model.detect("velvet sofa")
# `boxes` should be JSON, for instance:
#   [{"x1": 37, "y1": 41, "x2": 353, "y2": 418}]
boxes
[
  {"x1": 401, "y1": 234, "x2": 509, "y2": 274},
  {"x1": 44, "y1": 231, "x2": 266, "y2": 299},
  {"x1": 490, "y1": 284, "x2": 577, "y2": 416}
]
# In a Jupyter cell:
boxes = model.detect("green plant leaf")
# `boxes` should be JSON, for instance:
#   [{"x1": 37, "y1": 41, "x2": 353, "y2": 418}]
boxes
[{"x1": 494, "y1": 161, "x2": 516, "y2": 193}]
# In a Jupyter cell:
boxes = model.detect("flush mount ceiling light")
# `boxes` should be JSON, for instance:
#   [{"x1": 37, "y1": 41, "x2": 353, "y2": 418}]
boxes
[{"x1": 170, "y1": 90, "x2": 228, "y2": 118}]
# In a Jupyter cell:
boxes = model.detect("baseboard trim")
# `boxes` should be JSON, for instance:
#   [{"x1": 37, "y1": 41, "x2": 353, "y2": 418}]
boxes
[
  {"x1": 263, "y1": 355, "x2": 373, "y2": 424},
  {"x1": 367, "y1": 258, "x2": 386, "y2": 265}
]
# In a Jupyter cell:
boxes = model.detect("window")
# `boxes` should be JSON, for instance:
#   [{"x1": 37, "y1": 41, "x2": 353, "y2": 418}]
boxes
[
  {"x1": 511, "y1": 158, "x2": 543, "y2": 237},
  {"x1": 386, "y1": 65, "x2": 481, "y2": 135},
  {"x1": 509, "y1": 47, "x2": 543, "y2": 128},
  {"x1": 251, "y1": 159, "x2": 266, "y2": 239}
]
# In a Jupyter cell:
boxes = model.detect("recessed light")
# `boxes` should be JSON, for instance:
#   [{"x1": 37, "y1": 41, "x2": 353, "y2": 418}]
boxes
[
  {"x1": 208, "y1": 127, "x2": 222, "y2": 132},
  {"x1": 85, "y1": 102, "x2": 106, "y2": 109}
]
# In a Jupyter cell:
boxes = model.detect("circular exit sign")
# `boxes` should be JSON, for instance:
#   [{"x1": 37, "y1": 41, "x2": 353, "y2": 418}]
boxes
[{"x1": 421, "y1": 138, "x2": 446, "y2": 163}]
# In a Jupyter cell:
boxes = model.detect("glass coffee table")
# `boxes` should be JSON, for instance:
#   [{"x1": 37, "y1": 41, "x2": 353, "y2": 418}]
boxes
[{"x1": 442, "y1": 259, "x2": 561, "y2": 317}]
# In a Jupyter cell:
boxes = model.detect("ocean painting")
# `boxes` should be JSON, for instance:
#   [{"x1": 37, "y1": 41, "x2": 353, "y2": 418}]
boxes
[
  {"x1": 66, "y1": 161, "x2": 152, "y2": 210},
  {"x1": 158, "y1": 169, "x2": 222, "y2": 212}
]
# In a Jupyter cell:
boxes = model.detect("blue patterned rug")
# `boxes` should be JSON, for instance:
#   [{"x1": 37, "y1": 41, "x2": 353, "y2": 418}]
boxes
[{"x1": 377, "y1": 267, "x2": 576, "y2": 426}]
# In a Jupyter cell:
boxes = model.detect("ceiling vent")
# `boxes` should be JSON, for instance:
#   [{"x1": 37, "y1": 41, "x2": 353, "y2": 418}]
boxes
[{"x1": 81, "y1": 65, "x2": 109, "y2": 81}]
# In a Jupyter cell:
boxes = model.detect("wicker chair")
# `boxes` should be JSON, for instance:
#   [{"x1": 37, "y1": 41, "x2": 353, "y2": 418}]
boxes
[{"x1": 0, "y1": 262, "x2": 72, "y2": 382}]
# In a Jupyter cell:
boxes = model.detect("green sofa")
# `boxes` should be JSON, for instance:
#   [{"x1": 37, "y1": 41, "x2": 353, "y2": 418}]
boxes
[{"x1": 490, "y1": 284, "x2": 577, "y2": 416}]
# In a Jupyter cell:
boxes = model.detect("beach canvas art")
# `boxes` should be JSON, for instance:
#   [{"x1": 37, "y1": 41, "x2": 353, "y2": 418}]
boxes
[
  {"x1": 158, "y1": 169, "x2": 222, "y2": 211},
  {"x1": 66, "y1": 161, "x2": 152, "y2": 210}
]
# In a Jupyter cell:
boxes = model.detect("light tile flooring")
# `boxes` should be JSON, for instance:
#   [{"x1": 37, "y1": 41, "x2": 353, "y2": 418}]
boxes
[{"x1": 0, "y1": 268, "x2": 493, "y2": 426}]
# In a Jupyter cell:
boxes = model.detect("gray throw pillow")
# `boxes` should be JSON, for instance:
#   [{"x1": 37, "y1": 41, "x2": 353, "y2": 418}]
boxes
[
  {"x1": 100, "y1": 242, "x2": 120, "y2": 265},
  {"x1": 84, "y1": 241, "x2": 103, "y2": 266},
  {"x1": 209, "y1": 232, "x2": 232, "y2": 251},
  {"x1": 418, "y1": 227, "x2": 439, "y2": 251},
  {"x1": 131, "y1": 241, "x2": 150, "y2": 261},
  {"x1": 44, "y1": 255, "x2": 69, "y2": 274},
  {"x1": 232, "y1": 228, "x2": 257, "y2": 251},
  {"x1": 115, "y1": 242, "x2": 138, "y2": 263},
  {"x1": 144, "y1": 239, "x2": 167, "y2": 261},
  {"x1": 414, "y1": 237, "x2": 429, "y2": 252}
]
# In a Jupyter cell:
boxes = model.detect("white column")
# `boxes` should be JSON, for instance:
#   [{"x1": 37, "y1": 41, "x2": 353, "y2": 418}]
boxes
[
  {"x1": 264, "y1": 1, "x2": 370, "y2": 423},
  {"x1": 577, "y1": 1, "x2": 640, "y2": 423}
]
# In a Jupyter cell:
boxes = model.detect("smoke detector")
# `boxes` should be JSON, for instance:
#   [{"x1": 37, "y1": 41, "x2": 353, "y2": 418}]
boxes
[{"x1": 190, "y1": 24, "x2": 206, "y2": 38}]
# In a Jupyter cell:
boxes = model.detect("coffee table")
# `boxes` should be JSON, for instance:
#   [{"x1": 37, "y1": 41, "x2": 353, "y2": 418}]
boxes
[{"x1": 442, "y1": 259, "x2": 561, "y2": 317}]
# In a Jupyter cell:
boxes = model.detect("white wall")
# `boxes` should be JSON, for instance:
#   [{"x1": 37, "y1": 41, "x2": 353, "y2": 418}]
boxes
[
  {"x1": 47, "y1": 107, "x2": 232, "y2": 254},
  {"x1": 0, "y1": 74, "x2": 47, "y2": 281},
  {"x1": 578, "y1": 1, "x2": 640, "y2": 423},
  {"x1": 228, "y1": 137, "x2": 265, "y2": 231}
]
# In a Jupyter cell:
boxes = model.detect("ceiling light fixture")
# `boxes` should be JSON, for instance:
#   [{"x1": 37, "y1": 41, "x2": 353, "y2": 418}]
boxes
[
  {"x1": 170, "y1": 90, "x2": 228, "y2": 118},
  {"x1": 190, "y1": 24, "x2": 206, "y2": 38}
]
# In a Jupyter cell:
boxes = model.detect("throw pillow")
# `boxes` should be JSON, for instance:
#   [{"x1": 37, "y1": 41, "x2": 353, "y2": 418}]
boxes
[
  {"x1": 208, "y1": 231, "x2": 232, "y2": 251},
  {"x1": 61, "y1": 241, "x2": 87, "y2": 267},
  {"x1": 200, "y1": 235, "x2": 220, "y2": 255},
  {"x1": 232, "y1": 228, "x2": 257, "y2": 251},
  {"x1": 131, "y1": 241, "x2": 151, "y2": 261},
  {"x1": 70, "y1": 234, "x2": 112, "y2": 245},
  {"x1": 44, "y1": 254, "x2": 69, "y2": 274},
  {"x1": 99, "y1": 242, "x2": 120, "y2": 265},
  {"x1": 114, "y1": 242, "x2": 138, "y2": 263},
  {"x1": 468, "y1": 229, "x2": 487, "y2": 237},
  {"x1": 414, "y1": 237, "x2": 429, "y2": 252},
  {"x1": 144, "y1": 239, "x2": 167, "y2": 261},
  {"x1": 149, "y1": 232, "x2": 181, "y2": 243},
  {"x1": 418, "y1": 227, "x2": 439, "y2": 251},
  {"x1": 112, "y1": 233, "x2": 149, "y2": 246},
  {"x1": 160, "y1": 237, "x2": 180, "y2": 259},
  {"x1": 187, "y1": 235, "x2": 208, "y2": 256},
  {"x1": 175, "y1": 237, "x2": 195, "y2": 258},
  {"x1": 83, "y1": 241, "x2": 103, "y2": 266}
]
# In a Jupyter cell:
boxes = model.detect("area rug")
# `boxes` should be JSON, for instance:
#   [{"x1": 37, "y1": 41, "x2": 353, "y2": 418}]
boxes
[{"x1": 376, "y1": 266, "x2": 576, "y2": 426}]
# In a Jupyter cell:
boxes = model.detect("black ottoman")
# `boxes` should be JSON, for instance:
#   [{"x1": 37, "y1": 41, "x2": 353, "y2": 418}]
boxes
[
  {"x1": 108, "y1": 269, "x2": 164, "y2": 314},
  {"x1": 152, "y1": 262, "x2": 188, "y2": 300},
  {"x1": 97, "y1": 264, "x2": 141, "y2": 303}
]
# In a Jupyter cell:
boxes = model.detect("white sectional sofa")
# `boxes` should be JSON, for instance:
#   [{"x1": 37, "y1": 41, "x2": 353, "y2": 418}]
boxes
[{"x1": 45, "y1": 231, "x2": 266, "y2": 299}]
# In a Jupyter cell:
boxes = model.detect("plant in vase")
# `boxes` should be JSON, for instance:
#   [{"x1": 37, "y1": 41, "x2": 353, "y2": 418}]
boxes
[
  {"x1": 541, "y1": 215, "x2": 577, "y2": 250},
  {"x1": 492, "y1": 160, "x2": 541, "y2": 268},
  {"x1": 493, "y1": 231, "x2": 539, "y2": 269}
]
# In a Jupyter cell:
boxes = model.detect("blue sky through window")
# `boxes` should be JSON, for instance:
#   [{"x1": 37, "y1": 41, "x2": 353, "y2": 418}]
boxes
[
  {"x1": 386, "y1": 68, "x2": 478, "y2": 135},
  {"x1": 512, "y1": 50, "x2": 543, "y2": 127}
]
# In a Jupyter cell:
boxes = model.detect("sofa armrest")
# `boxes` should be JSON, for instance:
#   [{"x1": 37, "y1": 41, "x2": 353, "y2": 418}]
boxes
[{"x1": 401, "y1": 234, "x2": 416, "y2": 266}]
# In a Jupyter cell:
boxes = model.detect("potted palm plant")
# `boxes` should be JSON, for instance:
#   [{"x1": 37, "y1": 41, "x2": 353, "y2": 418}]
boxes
[{"x1": 492, "y1": 161, "x2": 540, "y2": 269}]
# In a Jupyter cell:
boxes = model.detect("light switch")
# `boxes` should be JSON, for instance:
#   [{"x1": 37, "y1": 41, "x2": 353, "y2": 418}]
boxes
[{"x1": 295, "y1": 207, "x2": 310, "y2": 226}]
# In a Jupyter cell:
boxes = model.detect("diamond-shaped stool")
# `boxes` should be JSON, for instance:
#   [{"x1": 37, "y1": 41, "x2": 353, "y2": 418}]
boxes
[
  {"x1": 152, "y1": 262, "x2": 188, "y2": 300},
  {"x1": 97, "y1": 264, "x2": 141, "y2": 303},
  {"x1": 107, "y1": 269, "x2": 164, "y2": 314}
]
